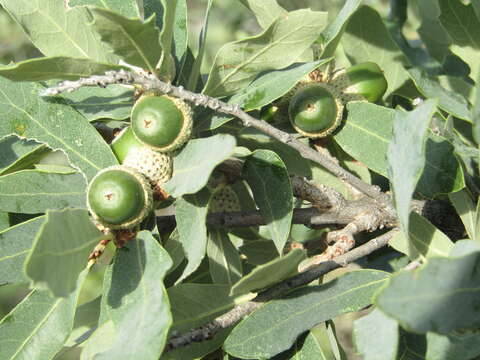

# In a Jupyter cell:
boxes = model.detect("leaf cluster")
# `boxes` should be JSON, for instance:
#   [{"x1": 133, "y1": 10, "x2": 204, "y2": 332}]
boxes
[{"x1": 0, "y1": 0, "x2": 480, "y2": 359}]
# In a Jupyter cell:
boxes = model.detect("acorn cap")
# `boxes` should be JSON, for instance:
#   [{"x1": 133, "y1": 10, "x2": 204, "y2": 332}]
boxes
[
  {"x1": 331, "y1": 62, "x2": 387, "y2": 103},
  {"x1": 131, "y1": 94, "x2": 193, "y2": 153},
  {"x1": 87, "y1": 165, "x2": 153, "y2": 230},
  {"x1": 123, "y1": 146, "x2": 173, "y2": 187},
  {"x1": 288, "y1": 83, "x2": 344, "y2": 138},
  {"x1": 111, "y1": 126, "x2": 144, "y2": 163},
  {"x1": 209, "y1": 185, "x2": 242, "y2": 213}
]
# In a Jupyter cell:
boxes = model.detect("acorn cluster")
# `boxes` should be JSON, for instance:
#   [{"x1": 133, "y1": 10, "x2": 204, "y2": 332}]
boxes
[
  {"x1": 277, "y1": 62, "x2": 387, "y2": 138},
  {"x1": 87, "y1": 94, "x2": 193, "y2": 230}
]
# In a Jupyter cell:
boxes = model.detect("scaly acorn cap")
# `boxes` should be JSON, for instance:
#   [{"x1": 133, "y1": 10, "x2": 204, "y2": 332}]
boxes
[
  {"x1": 131, "y1": 94, "x2": 193, "y2": 153},
  {"x1": 288, "y1": 82, "x2": 344, "y2": 138},
  {"x1": 209, "y1": 185, "x2": 242, "y2": 213},
  {"x1": 87, "y1": 165, "x2": 153, "y2": 230},
  {"x1": 123, "y1": 146, "x2": 173, "y2": 187}
]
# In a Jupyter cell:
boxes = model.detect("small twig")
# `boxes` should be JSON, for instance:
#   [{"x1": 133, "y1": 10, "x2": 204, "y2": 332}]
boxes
[
  {"x1": 164, "y1": 229, "x2": 398, "y2": 351},
  {"x1": 403, "y1": 260, "x2": 422, "y2": 271},
  {"x1": 41, "y1": 70, "x2": 385, "y2": 200}
]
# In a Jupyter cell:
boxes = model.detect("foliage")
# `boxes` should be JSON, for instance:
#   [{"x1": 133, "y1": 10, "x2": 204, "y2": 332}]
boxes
[{"x1": 0, "y1": 0, "x2": 479, "y2": 359}]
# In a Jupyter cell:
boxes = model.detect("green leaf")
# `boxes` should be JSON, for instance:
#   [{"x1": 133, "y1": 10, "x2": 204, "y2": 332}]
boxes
[
  {"x1": 0, "y1": 0, "x2": 114, "y2": 62},
  {"x1": 0, "y1": 271, "x2": 86, "y2": 360},
  {"x1": 224, "y1": 270, "x2": 389, "y2": 359},
  {"x1": 163, "y1": 134, "x2": 236, "y2": 198},
  {"x1": 230, "y1": 248, "x2": 306, "y2": 296},
  {"x1": 353, "y1": 309, "x2": 399, "y2": 360},
  {"x1": 0, "y1": 135, "x2": 49, "y2": 176},
  {"x1": 70, "y1": 0, "x2": 140, "y2": 17},
  {"x1": 207, "y1": 229, "x2": 242, "y2": 286},
  {"x1": 0, "y1": 57, "x2": 125, "y2": 82},
  {"x1": 25, "y1": 209, "x2": 102, "y2": 297},
  {"x1": 396, "y1": 328, "x2": 480, "y2": 360},
  {"x1": 439, "y1": 0, "x2": 480, "y2": 81},
  {"x1": 237, "y1": 0, "x2": 287, "y2": 29},
  {"x1": 342, "y1": 6, "x2": 410, "y2": 97},
  {"x1": 426, "y1": 330, "x2": 480, "y2": 360},
  {"x1": 409, "y1": 68, "x2": 472, "y2": 122},
  {"x1": 61, "y1": 85, "x2": 133, "y2": 121},
  {"x1": 34, "y1": 164, "x2": 76, "y2": 174},
  {"x1": 376, "y1": 251, "x2": 480, "y2": 334},
  {"x1": 0, "y1": 212, "x2": 8, "y2": 231},
  {"x1": 0, "y1": 79, "x2": 118, "y2": 181},
  {"x1": 0, "y1": 217, "x2": 44, "y2": 285},
  {"x1": 80, "y1": 321, "x2": 116, "y2": 360},
  {"x1": 388, "y1": 100, "x2": 437, "y2": 236},
  {"x1": 450, "y1": 240, "x2": 480, "y2": 258},
  {"x1": 157, "y1": 0, "x2": 177, "y2": 79},
  {"x1": 239, "y1": 239, "x2": 278, "y2": 265},
  {"x1": 239, "y1": 129, "x2": 311, "y2": 177},
  {"x1": 289, "y1": 325, "x2": 338, "y2": 360},
  {"x1": 94, "y1": 231, "x2": 172, "y2": 359},
  {"x1": 449, "y1": 189, "x2": 476, "y2": 241},
  {"x1": 390, "y1": 212, "x2": 453, "y2": 259},
  {"x1": 244, "y1": 150, "x2": 293, "y2": 253},
  {"x1": 168, "y1": 283, "x2": 236, "y2": 332},
  {"x1": 91, "y1": 7, "x2": 162, "y2": 73},
  {"x1": 172, "y1": 0, "x2": 187, "y2": 66},
  {"x1": 0, "y1": 170, "x2": 86, "y2": 213},
  {"x1": 335, "y1": 102, "x2": 464, "y2": 197},
  {"x1": 64, "y1": 296, "x2": 101, "y2": 347},
  {"x1": 415, "y1": 134, "x2": 465, "y2": 198},
  {"x1": 203, "y1": 8, "x2": 328, "y2": 97},
  {"x1": 174, "y1": 188, "x2": 211, "y2": 283},
  {"x1": 163, "y1": 228, "x2": 187, "y2": 276},
  {"x1": 320, "y1": 0, "x2": 362, "y2": 58},
  {"x1": 186, "y1": 0, "x2": 213, "y2": 91},
  {"x1": 416, "y1": 0, "x2": 451, "y2": 61}
]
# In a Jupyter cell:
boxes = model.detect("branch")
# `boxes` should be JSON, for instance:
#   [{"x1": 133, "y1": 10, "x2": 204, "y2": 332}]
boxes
[
  {"x1": 157, "y1": 207, "x2": 350, "y2": 233},
  {"x1": 164, "y1": 229, "x2": 398, "y2": 352},
  {"x1": 41, "y1": 70, "x2": 386, "y2": 200}
]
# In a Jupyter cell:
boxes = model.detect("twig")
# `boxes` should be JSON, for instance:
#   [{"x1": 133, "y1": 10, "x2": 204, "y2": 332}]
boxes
[
  {"x1": 157, "y1": 207, "x2": 348, "y2": 232},
  {"x1": 41, "y1": 70, "x2": 385, "y2": 200},
  {"x1": 164, "y1": 229, "x2": 398, "y2": 351}
]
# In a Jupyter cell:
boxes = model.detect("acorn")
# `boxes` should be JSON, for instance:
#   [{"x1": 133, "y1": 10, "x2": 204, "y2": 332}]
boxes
[
  {"x1": 131, "y1": 94, "x2": 193, "y2": 153},
  {"x1": 87, "y1": 165, "x2": 153, "y2": 229},
  {"x1": 110, "y1": 126, "x2": 143, "y2": 163},
  {"x1": 288, "y1": 83, "x2": 344, "y2": 138},
  {"x1": 209, "y1": 185, "x2": 242, "y2": 213},
  {"x1": 330, "y1": 62, "x2": 387, "y2": 103}
]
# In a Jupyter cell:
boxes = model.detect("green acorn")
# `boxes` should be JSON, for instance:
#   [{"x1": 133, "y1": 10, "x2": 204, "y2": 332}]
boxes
[
  {"x1": 131, "y1": 94, "x2": 193, "y2": 153},
  {"x1": 288, "y1": 83, "x2": 344, "y2": 138},
  {"x1": 87, "y1": 165, "x2": 153, "y2": 229},
  {"x1": 209, "y1": 185, "x2": 242, "y2": 213},
  {"x1": 110, "y1": 126, "x2": 143, "y2": 163},
  {"x1": 331, "y1": 62, "x2": 387, "y2": 103}
]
